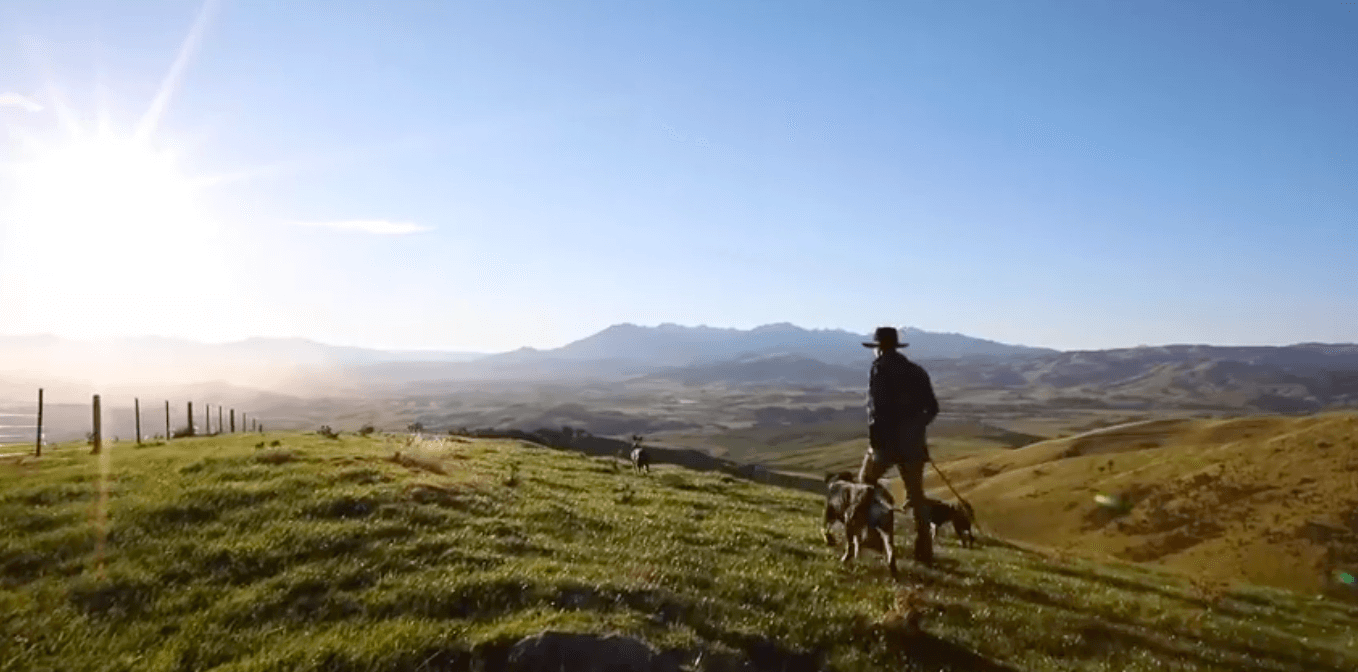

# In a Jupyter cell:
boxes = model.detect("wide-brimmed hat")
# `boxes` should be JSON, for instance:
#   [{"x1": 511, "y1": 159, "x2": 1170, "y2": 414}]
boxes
[{"x1": 862, "y1": 326, "x2": 909, "y2": 349}]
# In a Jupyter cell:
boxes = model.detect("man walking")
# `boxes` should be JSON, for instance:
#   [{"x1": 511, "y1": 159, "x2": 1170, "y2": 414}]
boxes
[{"x1": 858, "y1": 326, "x2": 941, "y2": 566}]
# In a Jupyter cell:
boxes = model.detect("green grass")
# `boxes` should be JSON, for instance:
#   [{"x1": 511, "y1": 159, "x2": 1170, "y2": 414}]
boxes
[
  {"x1": 3, "y1": 432, "x2": 1357, "y2": 671},
  {"x1": 699, "y1": 418, "x2": 1043, "y2": 475},
  {"x1": 764, "y1": 437, "x2": 1015, "y2": 474}
]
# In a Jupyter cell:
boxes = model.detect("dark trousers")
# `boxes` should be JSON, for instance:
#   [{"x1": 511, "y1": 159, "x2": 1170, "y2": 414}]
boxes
[{"x1": 858, "y1": 422, "x2": 933, "y2": 563}]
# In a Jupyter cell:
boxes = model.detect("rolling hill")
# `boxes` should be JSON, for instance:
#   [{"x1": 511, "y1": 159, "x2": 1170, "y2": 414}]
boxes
[
  {"x1": 919, "y1": 344, "x2": 1358, "y2": 412},
  {"x1": 2, "y1": 431, "x2": 1355, "y2": 671},
  {"x1": 906, "y1": 411, "x2": 1358, "y2": 597}
]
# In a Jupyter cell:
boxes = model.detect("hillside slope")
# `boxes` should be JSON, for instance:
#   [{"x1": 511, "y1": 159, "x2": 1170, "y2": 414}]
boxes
[
  {"x1": 929, "y1": 345, "x2": 1358, "y2": 412},
  {"x1": 912, "y1": 412, "x2": 1358, "y2": 596},
  {"x1": 3, "y1": 433, "x2": 1356, "y2": 671}
]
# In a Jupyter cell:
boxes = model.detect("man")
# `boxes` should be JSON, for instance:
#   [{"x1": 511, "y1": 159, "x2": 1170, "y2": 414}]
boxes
[{"x1": 858, "y1": 326, "x2": 941, "y2": 566}]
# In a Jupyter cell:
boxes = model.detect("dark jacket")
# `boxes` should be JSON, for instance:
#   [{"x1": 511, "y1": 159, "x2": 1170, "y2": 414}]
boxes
[{"x1": 867, "y1": 350, "x2": 939, "y2": 430}]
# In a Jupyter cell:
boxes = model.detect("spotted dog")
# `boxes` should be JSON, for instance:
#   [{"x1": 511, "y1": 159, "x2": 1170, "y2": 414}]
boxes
[{"x1": 823, "y1": 471, "x2": 897, "y2": 577}]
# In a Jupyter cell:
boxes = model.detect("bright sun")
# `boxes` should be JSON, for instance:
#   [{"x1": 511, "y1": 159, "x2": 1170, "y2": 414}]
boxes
[
  {"x1": 0, "y1": 0, "x2": 270, "y2": 352},
  {"x1": 13, "y1": 134, "x2": 204, "y2": 249},
  {"x1": 1, "y1": 130, "x2": 237, "y2": 341}
]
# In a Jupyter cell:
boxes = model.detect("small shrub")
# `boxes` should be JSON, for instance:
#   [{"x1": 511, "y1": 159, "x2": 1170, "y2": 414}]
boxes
[
  {"x1": 318, "y1": 425, "x2": 340, "y2": 440},
  {"x1": 504, "y1": 462, "x2": 520, "y2": 487},
  {"x1": 358, "y1": 424, "x2": 376, "y2": 437}
]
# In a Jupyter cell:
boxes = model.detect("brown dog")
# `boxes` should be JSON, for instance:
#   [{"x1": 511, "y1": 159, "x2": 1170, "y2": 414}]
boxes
[{"x1": 823, "y1": 471, "x2": 897, "y2": 577}]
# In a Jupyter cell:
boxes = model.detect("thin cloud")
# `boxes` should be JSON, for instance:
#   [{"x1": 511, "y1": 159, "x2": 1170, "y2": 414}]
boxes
[
  {"x1": 294, "y1": 220, "x2": 434, "y2": 235},
  {"x1": 135, "y1": 0, "x2": 222, "y2": 142},
  {"x1": 0, "y1": 93, "x2": 43, "y2": 112}
]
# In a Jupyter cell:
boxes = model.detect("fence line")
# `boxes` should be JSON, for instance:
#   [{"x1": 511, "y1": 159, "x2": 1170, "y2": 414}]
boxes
[{"x1": 1, "y1": 389, "x2": 264, "y2": 456}]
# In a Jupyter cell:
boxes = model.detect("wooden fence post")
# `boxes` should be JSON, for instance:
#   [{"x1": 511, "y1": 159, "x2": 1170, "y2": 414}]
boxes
[
  {"x1": 218, "y1": 407, "x2": 223, "y2": 436},
  {"x1": 135, "y1": 398, "x2": 142, "y2": 446},
  {"x1": 204, "y1": 403, "x2": 210, "y2": 435},
  {"x1": 91, "y1": 395, "x2": 102, "y2": 455},
  {"x1": 35, "y1": 388, "x2": 43, "y2": 458},
  {"x1": 165, "y1": 401, "x2": 171, "y2": 441},
  {"x1": 230, "y1": 409, "x2": 236, "y2": 433},
  {"x1": 187, "y1": 402, "x2": 194, "y2": 436}
]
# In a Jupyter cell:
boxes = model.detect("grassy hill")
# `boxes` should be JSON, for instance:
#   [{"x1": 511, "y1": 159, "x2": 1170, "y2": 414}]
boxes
[
  {"x1": 662, "y1": 417, "x2": 1043, "y2": 475},
  {"x1": 3, "y1": 432, "x2": 1356, "y2": 671},
  {"x1": 908, "y1": 412, "x2": 1358, "y2": 599}
]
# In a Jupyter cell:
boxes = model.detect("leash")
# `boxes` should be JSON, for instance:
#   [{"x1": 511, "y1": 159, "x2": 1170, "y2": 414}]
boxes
[{"x1": 877, "y1": 452, "x2": 982, "y2": 534}]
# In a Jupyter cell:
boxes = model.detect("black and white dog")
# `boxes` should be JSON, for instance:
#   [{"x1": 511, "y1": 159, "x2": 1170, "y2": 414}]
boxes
[
  {"x1": 629, "y1": 434, "x2": 650, "y2": 475},
  {"x1": 924, "y1": 498, "x2": 976, "y2": 549},
  {"x1": 823, "y1": 471, "x2": 897, "y2": 577}
]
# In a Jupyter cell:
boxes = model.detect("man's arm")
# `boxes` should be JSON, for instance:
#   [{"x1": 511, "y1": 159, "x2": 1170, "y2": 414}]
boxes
[
  {"x1": 867, "y1": 358, "x2": 886, "y2": 420},
  {"x1": 915, "y1": 366, "x2": 940, "y2": 425}
]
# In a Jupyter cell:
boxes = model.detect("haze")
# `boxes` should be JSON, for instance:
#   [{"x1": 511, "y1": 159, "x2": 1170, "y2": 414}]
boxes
[{"x1": 1, "y1": 0, "x2": 1356, "y2": 354}]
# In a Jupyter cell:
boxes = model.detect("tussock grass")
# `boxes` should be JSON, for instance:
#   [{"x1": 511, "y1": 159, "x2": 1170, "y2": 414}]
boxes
[{"x1": 2, "y1": 432, "x2": 1356, "y2": 671}]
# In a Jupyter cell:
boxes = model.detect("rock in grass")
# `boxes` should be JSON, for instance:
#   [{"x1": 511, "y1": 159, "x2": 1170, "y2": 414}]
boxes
[{"x1": 505, "y1": 631, "x2": 679, "y2": 672}]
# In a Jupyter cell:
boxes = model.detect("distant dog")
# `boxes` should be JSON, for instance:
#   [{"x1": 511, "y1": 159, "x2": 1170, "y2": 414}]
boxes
[
  {"x1": 924, "y1": 498, "x2": 976, "y2": 549},
  {"x1": 823, "y1": 471, "x2": 897, "y2": 576},
  {"x1": 629, "y1": 435, "x2": 650, "y2": 475}
]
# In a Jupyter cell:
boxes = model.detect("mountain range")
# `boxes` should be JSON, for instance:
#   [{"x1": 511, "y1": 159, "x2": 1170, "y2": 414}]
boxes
[{"x1": 2, "y1": 326, "x2": 1357, "y2": 413}]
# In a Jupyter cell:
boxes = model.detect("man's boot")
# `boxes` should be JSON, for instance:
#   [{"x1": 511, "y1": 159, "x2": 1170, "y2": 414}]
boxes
[{"x1": 913, "y1": 515, "x2": 934, "y2": 566}]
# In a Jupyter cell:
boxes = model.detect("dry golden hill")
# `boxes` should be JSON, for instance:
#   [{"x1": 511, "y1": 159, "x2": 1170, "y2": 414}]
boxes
[{"x1": 898, "y1": 412, "x2": 1358, "y2": 597}]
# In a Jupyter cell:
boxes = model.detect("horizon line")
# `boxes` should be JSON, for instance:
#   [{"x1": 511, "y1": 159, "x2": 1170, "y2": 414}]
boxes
[{"x1": 2, "y1": 325, "x2": 1357, "y2": 355}]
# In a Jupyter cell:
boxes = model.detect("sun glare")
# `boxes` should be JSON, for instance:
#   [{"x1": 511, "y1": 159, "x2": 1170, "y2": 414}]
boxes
[
  {"x1": 14, "y1": 134, "x2": 203, "y2": 245},
  {"x1": 0, "y1": 129, "x2": 237, "y2": 341}
]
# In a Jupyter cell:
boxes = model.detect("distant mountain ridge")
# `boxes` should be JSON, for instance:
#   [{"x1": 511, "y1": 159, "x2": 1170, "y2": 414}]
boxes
[
  {"x1": 4, "y1": 329, "x2": 1357, "y2": 413},
  {"x1": 921, "y1": 344, "x2": 1358, "y2": 412},
  {"x1": 476, "y1": 322, "x2": 1057, "y2": 369}
]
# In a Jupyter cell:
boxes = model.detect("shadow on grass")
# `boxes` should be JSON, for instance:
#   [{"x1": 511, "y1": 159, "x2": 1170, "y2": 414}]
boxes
[
  {"x1": 1078, "y1": 620, "x2": 1357, "y2": 672},
  {"x1": 922, "y1": 561, "x2": 1354, "y2": 672},
  {"x1": 891, "y1": 633, "x2": 1024, "y2": 672},
  {"x1": 945, "y1": 538, "x2": 1287, "y2": 623}
]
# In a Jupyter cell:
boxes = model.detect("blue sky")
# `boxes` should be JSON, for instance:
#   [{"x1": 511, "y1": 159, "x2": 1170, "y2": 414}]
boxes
[{"x1": 0, "y1": 0, "x2": 1354, "y2": 353}]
